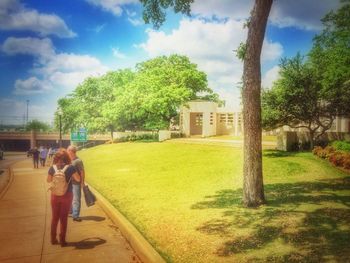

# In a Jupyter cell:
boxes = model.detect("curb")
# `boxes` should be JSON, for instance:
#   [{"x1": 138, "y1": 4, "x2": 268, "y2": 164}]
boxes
[
  {"x1": 0, "y1": 167, "x2": 14, "y2": 200},
  {"x1": 88, "y1": 185, "x2": 166, "y2": 263}
]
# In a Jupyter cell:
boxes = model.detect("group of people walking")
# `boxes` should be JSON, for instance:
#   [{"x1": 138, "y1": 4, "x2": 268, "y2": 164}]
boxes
[
  {"x1": 29, "y1": 146, "x2": 56, "y2": 168},
  {"x1": 46, "y1": 145, "x2": 85, "y2": 246}
]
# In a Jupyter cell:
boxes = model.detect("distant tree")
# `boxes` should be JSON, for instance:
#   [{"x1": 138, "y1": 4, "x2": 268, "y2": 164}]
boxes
[
  {"x1": 56, "y1": 55, "x2": 219, "y2": 133},
  {"x1": 138, "y1": 0, "x2": 273, "y2": 207},
  {"x1": 262, "y1": 1, "x2": 350, "y2": 150},
  {"x1": 26, "y1": 120, "x2": 50, "y2": 132},
  {"x1": 309, "y1": 0, "x2": 350, "y2": 117},
  {"x1": 56, "y1": 69, "x2": 135, "y2": 138},
  {"x1": 116, "y1": 54, "x2": 219, "y2": 130},
  {"x1": 262, "y1": 55, "x2": 332, "y2": 149}
]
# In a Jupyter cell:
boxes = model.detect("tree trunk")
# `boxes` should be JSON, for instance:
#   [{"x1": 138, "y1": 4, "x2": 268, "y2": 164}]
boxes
[
  {"x1": 242, "y1": 0, "x2": 272, "y2": 207},
  {"x1": 110, "y1": 126, "x2": 114, "y2": 142},
  {"x1": 309, "y1": 130, "x2": 315, "y2": 150}
]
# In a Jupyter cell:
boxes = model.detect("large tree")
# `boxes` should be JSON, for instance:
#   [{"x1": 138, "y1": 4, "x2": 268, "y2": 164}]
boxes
[
  {"x1": 56, "y1": 69, "x2": 135, "y2": 137},
  {"x1": 56, "y1": 55, "x2": 219, "y2": 132},
  {"x1": 241, "y1": 0, "x2": 272, "y2": 207},
  {"x1": 309, "y1": 0, "x2": 350, "y2": 118},
  {"x1": 139, "y1": 0, "x2": 273, "y2": 207},
  {"x1": 262, "y1": 54, "x2": 334, "y2": 149},
  {"x1": 262, "y1": 1, "x2": 350, "y2": 150},
  {"x1": 101, "y1": 55, "x2": 218, "y2": 131}
]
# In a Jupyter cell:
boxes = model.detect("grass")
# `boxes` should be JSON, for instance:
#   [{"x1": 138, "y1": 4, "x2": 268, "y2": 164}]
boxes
[{"x1": 79, "y1": 142, "x2": 350, "y2": 263}]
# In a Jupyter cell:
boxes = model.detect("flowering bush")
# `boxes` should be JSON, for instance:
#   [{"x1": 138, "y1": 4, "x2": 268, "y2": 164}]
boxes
[
  {"x1": 312, "y1": 146, "x2": 323, "y2": 156},
  {"x1": 343, "y1": 154, "x2": 350, "y2": 169},
  {"x1": 328, "y1": 151, "x2": 345, "y2": 167},
  {"x1": 313, "y1": 145, "x2": 350, "y2": 171}
]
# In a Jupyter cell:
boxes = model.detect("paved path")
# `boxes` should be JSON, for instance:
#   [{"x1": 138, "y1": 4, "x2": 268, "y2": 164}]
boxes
[{"x1": 0, "y1": 158, "x2": 141, "y2": 263}]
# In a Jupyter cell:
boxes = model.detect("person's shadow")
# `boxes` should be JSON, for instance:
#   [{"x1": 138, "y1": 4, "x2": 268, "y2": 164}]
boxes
[
  {"x1": 79, "y1": 216, "x2": 106, "y2": 222},
  {"x1": 68, "y1": 237, "x2": 106, "y2": 249}
]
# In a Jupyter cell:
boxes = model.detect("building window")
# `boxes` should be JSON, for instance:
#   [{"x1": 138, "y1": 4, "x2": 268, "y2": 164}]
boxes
[
  {"x1": 195, "y1": 114, "x2": 203, "y2": 126},
  {"x1": 210, "y1": 112, "x2": 214, "y2": 125},
  {"x1": 220, "y1": 114, "x2": 226, "y2": 123},
  {"x1": 227, "y1": 114, "x2": 234, "y2": 124}
]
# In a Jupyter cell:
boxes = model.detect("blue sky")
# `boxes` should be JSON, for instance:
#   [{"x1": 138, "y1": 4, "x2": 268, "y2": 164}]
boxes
[{"x1": 0, "y1": 0, "x2": 341, "y2": 126}]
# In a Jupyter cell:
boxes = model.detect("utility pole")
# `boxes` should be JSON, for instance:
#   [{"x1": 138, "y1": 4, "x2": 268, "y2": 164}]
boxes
[{"x1": 26, "y1": 100, "x2": 29, "y2": 124}]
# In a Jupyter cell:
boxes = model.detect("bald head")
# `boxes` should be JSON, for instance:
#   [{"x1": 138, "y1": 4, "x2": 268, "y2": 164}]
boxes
[
  {"x1": 67, "y1": 145, "x2": 77, "y2": 153},
  {"x1": 67, "y1": 145, "x2": 78, "y2": 159}
]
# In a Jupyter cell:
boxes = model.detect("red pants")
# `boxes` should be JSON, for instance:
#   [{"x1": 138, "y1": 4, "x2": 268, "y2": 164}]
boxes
[{"x1": 50, "y1": 192, "x2": 73, "y2": 242}]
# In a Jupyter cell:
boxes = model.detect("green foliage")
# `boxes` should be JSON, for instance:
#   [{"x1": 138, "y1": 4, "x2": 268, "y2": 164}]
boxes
[
  {"x1": 262, "y1": 2, "x2": 350, "y2": 147},
  {"x1": 25, "y1": 119, "x2": 50, "y2": 131},
  {"x1": 309, "y1": 0, "x2": 350, "y2": 116},
  {"x1": 56, "y1": 55, "x2": 220, "y2": 132},
  {"x1": 139, "y1": 0, "x2": 194, "y2": 29},
  {"x1": 331, "y1": 140, "x2": 350, "y2": 152},
  {"x1": 235, "y1": 42, "x2": 247, "y2": 61},
  {"x1": 262, "y1": 54, "x2": 325, "y2": 133},
  {"x1": 114, "y1": 133, "x2": 159, "y2": 142}
]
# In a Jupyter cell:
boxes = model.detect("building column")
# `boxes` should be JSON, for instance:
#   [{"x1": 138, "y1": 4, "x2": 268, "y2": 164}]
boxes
[
  {"x1": 30, "y1": 130, "x2": 36, "y2": 148},
  {"x1": 234, "y1": 112, "x2": 239, "y2": 136}
]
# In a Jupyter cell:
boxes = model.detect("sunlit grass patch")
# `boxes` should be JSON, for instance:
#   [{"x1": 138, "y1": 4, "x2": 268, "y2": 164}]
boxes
[{"x1": 79, "y1": 142, "x2": 350, "y2": 262}]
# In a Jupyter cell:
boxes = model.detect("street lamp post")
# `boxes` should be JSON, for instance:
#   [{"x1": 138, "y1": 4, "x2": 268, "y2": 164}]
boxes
[{"x1": 58, "y1": 108, "x2": 63, "y2": 148}]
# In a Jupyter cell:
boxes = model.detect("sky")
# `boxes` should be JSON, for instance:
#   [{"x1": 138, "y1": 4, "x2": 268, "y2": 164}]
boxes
[{"x1": 0, "y1": 0, "x2": 342, "y2": 126}]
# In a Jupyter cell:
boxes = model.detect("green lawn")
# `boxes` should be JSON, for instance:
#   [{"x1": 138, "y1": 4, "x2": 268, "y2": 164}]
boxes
[{"x1": 79, "y1": 142, "x2": 350, "y2": 263}]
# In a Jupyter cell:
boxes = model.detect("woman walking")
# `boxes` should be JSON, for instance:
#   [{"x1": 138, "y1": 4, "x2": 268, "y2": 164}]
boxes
[{"x1": 47, "y1": 148, "x2": 80, "y2": 246}]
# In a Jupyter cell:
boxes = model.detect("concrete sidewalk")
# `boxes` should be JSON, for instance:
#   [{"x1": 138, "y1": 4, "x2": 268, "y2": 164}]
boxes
[{"x1": 0, "y1": 159, "x2": 141, "y2": 263}]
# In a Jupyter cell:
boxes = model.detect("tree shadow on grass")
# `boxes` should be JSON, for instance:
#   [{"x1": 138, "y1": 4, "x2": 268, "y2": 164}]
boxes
[
  {"x1": 192, "y1": 177, "x2": 350, "y2": 262},
  {"x1": 263, "y1": 150, "x2": 299, "y2": 158}
]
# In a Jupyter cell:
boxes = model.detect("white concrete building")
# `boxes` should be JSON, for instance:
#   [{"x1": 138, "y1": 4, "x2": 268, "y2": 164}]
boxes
[
  {"x1": 180, "y1": 100, "x2": 350, "y2": 137},
  {"x1": 179, "y1": 100, "x2": 242, "y2": 137}
]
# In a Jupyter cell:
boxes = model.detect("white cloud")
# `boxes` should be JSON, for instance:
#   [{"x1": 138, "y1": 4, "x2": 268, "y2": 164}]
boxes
[
  {"x1": 191, "y1": 0, "x2": 341, "y2": 31},
  {"x1": 1, "y1": 37, "x2": 109, "y2": 93},
  {"x1": 262, "y1": 65, "x2": 280, "y2": 89},
  {"x1": 138, "y1": 18, "x2": 283, "y2": 109},
  {"x1": 192, "y1": 0, "x2": 252, "y2": 21},
  {"x1": 1, "y1": 37, "x2": 55, "y2": 62},
  {"x1": 49, "y1": 71, "x2": 105, "y2": 89},
  {"x1": 125, "y1": 9, "x2": 143, "y2": 26},
  {"x1": 112, "y1": 47, "x2": 127, "y2": 59},
  {"x1": 14, "y1": 77, "x2": 52, "y2": 95},
  {"x1": 0, "y1": 0, "x2": 76, "y2": 37},
  {"x1": 128, "y1": 17, "x2": 143, "y2": 26},
  {"x1": 92, "y1": 23, "x2": 106, "y2": 33},
  {"x1": 85, "y1": 0, "x2": 138, "y2": 16},
  {"x1": 269, "y1": 0, "x2": 341, "y2": 31},
  {"x1": 262, "y1": 40, "x2": 283, "y2": 62}
]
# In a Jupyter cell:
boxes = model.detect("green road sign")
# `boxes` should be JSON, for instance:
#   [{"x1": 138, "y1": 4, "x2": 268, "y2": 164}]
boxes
[{"x1": 70, "y1": 130, "x2": 87, "y2": 142}]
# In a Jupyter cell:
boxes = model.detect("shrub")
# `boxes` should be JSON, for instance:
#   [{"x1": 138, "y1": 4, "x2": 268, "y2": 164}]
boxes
[
  {"x1": 328, "y1": 151, "x2": 345, "y2": 167},
  {"x1": 331, "y1": 140, "x2": 350, "y2": 152},
  {"x1": 323, "y1": 146, "x2": 336, "y2": 159},
  {"x1": 114, "y1": 133, "x2": 159, "y2": 143},
  {"x1": 312, "y1": 146, "x2": 323, "y2": 156},
  {"x1": 342, "y1": 153, "x2": 350, "y2": 170},
  {"x1": 170, "y1": 132, "x2": 184, "y2": 139}
]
